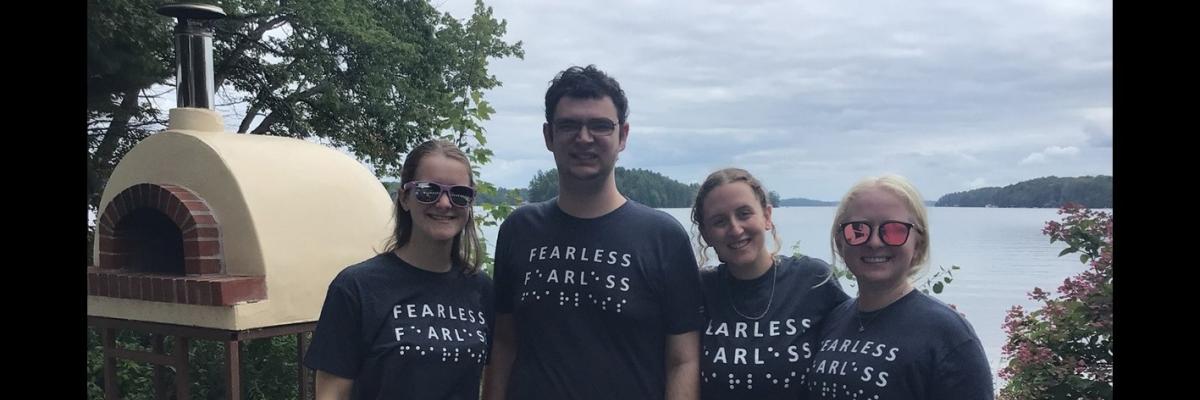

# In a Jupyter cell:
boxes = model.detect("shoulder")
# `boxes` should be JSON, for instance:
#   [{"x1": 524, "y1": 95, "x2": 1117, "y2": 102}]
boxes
[
  {"x1": 333, "y1": 254, "x2": 392, "y2": 283},
  {"x1": 781, "y1": 255, "x2": 834, "y2": 276},
  {"x1": 906, "y1": 291, "x2": 980, "y2": 339},
  {"x1": 617, "y1": 200, "x2": 689, "y2": 237},
  {"x1": 500, "y1": 199, "x2": 556, "y2": 227}
]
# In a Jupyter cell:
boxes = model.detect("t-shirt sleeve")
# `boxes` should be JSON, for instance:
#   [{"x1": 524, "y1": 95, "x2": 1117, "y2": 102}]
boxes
[
  {"x1": 480, "y1": 273, "x2": 496, "y2": 365},
  {"x1": 811, "y1": 259, "x2": 850, "y2": 309},
  {"x1": 660, "y1": 227, "x2": 706, "y2": 335},
  {"x1": 930, "y1": 338, "x2": 995, "y2": 400},
  {"x1": 303, "y1": 273, "x2": 364, "y2": 379},
  {"x1": 493, "y1": 217, "x2": 515, "y2": 314}
]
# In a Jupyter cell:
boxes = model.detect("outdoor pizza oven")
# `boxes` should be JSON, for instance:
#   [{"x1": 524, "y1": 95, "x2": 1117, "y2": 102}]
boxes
[{"x1": 86, "y1": 3, "x2": 394, "y2": 331}]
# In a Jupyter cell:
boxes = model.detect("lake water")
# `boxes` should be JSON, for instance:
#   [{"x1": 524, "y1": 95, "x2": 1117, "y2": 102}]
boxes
[{"x1": 480, "y1": 206, "x2": 1099, "y2": 383}]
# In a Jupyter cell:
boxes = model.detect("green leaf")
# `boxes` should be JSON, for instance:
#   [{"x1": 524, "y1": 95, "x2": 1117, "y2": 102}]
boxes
[
  {"x1": 933, "y1": 282, "x2": 944, "y2": 294},
  {"x1": 1080, "y1": 253, "x2": 1089, "y2": 264},
  {"x1": 944, "y1": 276, "x2": 952, "y2": 283},
  {"x1": 1058, "y1": 247, "x2": 1076, "y2": 257}
]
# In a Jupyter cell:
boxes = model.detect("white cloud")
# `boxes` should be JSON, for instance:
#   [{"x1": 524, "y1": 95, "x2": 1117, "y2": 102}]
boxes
[
  {"x1": 1020, "y1": 153, "x2": 1048, "y2": 165},
  {"x1": 1020, "y1": 146, "x2": 1079, "y2": 165},
  {"x1": 1043, "y1": 146, "x2": 1080, "y2": 156},
  {"x1": 436, "y1": 0, "x2": 1111, "y2": 200}
]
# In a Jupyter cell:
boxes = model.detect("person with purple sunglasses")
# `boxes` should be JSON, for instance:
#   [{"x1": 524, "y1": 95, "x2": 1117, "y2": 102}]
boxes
[
  {"x1": 806, "y1": 174, "x2": 994, "y2": 400},
  {"x1": 305, "y1": 139, "x2": 493, "y2": 400}
]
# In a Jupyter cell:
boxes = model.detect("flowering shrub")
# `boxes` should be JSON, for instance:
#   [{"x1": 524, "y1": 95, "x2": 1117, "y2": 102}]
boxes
[{"x1": 999, "y1": 204, "x2": 1113, "y2": 399}]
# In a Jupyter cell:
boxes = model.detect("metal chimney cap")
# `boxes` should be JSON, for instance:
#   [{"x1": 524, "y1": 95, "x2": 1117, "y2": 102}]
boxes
[{"x1": 156, "y1": 3, "x2": 226, "y2": 20}]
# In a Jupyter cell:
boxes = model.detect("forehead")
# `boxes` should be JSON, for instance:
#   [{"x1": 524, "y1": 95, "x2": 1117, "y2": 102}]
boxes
[
  {"x1": 414, "y1": 154, "x2": 471, "y2": 184},
  {"x1": 553, "y1": 96, "x2": 618, "y2": 120},
  {"x1": 702, "y1": 182, "x2": 761, "y2": 216},
  {"x1": 844, "y1": 186, "x2": 912, "y2": 221}
]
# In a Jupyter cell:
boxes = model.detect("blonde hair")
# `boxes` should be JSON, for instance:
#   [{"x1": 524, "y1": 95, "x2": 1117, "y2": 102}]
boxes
[{"x1": 828, "y1": 174, "x2": 930, "y2": 279}]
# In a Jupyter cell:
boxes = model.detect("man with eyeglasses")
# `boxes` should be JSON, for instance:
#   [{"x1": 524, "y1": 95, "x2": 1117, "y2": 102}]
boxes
[{"x1": 483, "y1": 65, "x2": 704, "y2": 400}]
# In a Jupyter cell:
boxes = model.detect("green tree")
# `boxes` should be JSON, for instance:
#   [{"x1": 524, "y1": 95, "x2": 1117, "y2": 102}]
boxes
[
  {"x1": 87, "y1": 1, "x2": 522, "y2": 398},
  {"x1": 524, "y1": 167, "x2": 700, "y2": 207},
  {"x1": 87, "y1": 0, "x2": 524, "y2": 212}
]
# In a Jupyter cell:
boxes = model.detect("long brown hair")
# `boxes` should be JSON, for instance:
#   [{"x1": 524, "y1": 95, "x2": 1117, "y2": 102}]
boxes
[{"x1": 385, "y1": 139, "x2": 483, "y2": 274}]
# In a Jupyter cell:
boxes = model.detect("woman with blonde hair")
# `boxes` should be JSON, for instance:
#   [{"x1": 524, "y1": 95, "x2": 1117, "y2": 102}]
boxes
[{"x1": 806, "y1": 174, "x2": 993, "y2": 399}]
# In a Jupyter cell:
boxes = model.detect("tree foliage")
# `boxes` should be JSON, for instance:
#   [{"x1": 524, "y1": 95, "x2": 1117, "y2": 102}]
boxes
[
  {"x1": 999, "y1": 205, "x2": 1113, "y2": 399},
  {"x1": 936, "y1": 176, "x2": 1112, "y2": 208}
]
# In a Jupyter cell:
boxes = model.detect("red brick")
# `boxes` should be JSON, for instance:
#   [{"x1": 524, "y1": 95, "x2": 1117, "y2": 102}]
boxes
[
  {"x1": 140, "y1": 277, "x2": 153, "y2": 301},
  {"x1": 190, "y1": 213, "x2": 217, "y2": 226},
  {"x1": 87, "y1": 273, "x2": 99, "y2": 296},
  {"x1": 141, "y1": 184, "x2": 157, "y2": 206},
  {"x1": 162, "y1": 200, "x2": 180, "y2": 224},
  {"x1": 99, "y1": 211, "x2": 118, "y2": 232},
  {"x1": 181, "y1": 200, "x2": 210, "y2": 212},
  {"x1": 173, "y1": 206, "x2": 192, "y2": 229},
  {"x1": 185, "y1": 257, "x2": 222, "y2": 275},
  {"x1": 128, "y1": 185, "x2": 142, "y2": 207},
  {"x1": 116, "y1": 276, "x2": 129, "y2": 298},
  {"x1": 214, "y1": 276, "x2": 267, "y2": 305},
  {"x1": 130, "y1": 276, "x2": 143, "y2": 299},
  {"x1": 187, "y1": 280, "x2": 215, "y2": 305},
  {"x1": 169, "y1": 188, "x2": 200, "y2": 202},
  {"x1": 189, "y1": 227, "x2": 220, "y2": 240},
  {"x1": 97, "y1": 236, "x2": 121, "y2": 254},
  {"x1": 98, "y1": 253, "x2": 115, "y2": 270},
  {"x1": 174, "y1": 278, "x2": 188, "y2": 304},
  {"x1": 183, "y1": 240, "x2": 220, "y2": 258},
  {"x1": 95, "y1": 273, "x2": 108, "y2": 297},
  {"x1": 115, "y1": 194, "x2": 132, "y2": 217}
]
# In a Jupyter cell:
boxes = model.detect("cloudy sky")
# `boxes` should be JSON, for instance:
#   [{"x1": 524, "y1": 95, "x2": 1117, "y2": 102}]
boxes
[{"x1": 428, "y1": 0, "x2": 1112, "y2": 202}]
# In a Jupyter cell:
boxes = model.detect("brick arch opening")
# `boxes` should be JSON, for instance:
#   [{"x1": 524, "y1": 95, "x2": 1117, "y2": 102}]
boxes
[
  {"x1": 96, "y1": 183, "x2": 222, "y2": 274},
  {"x1": 87, "y1": 183, "x2": 265, "y2": 306}
]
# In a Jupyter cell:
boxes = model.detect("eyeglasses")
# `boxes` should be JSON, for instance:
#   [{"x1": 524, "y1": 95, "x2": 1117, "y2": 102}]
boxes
[
  {"x1": 552, "y1": 118, "x2": 618, "y2": 137},
  {"x1": 839, "y1": 220, "x2": 919, "y2": 246},
  {"x1": 402, "y1": 181, "x2": 475, "y2": 207}
]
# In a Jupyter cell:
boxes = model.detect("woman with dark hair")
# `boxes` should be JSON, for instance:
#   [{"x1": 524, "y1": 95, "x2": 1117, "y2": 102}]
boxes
[
  {"x1": 692, "y1": 167, "x2": 848, "y2": 399},
  {"x1": 305, "y1": 139, "x2": 492, "y2": 400}
]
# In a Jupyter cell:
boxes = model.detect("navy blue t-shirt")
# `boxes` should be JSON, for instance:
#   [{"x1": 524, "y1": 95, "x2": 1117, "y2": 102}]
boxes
[
  {"x1": 806, "y1": 290, "x2": 994, "y2": 400},
  {"x1": 304, "y1": 253, "x2": 493, "y2": 400},
  {"x1": 700, "y1": 255, "x2": 849, "y2": 400},
  {"x1": 493, "y1": 199, "x2": 706, "y2": 400}
]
